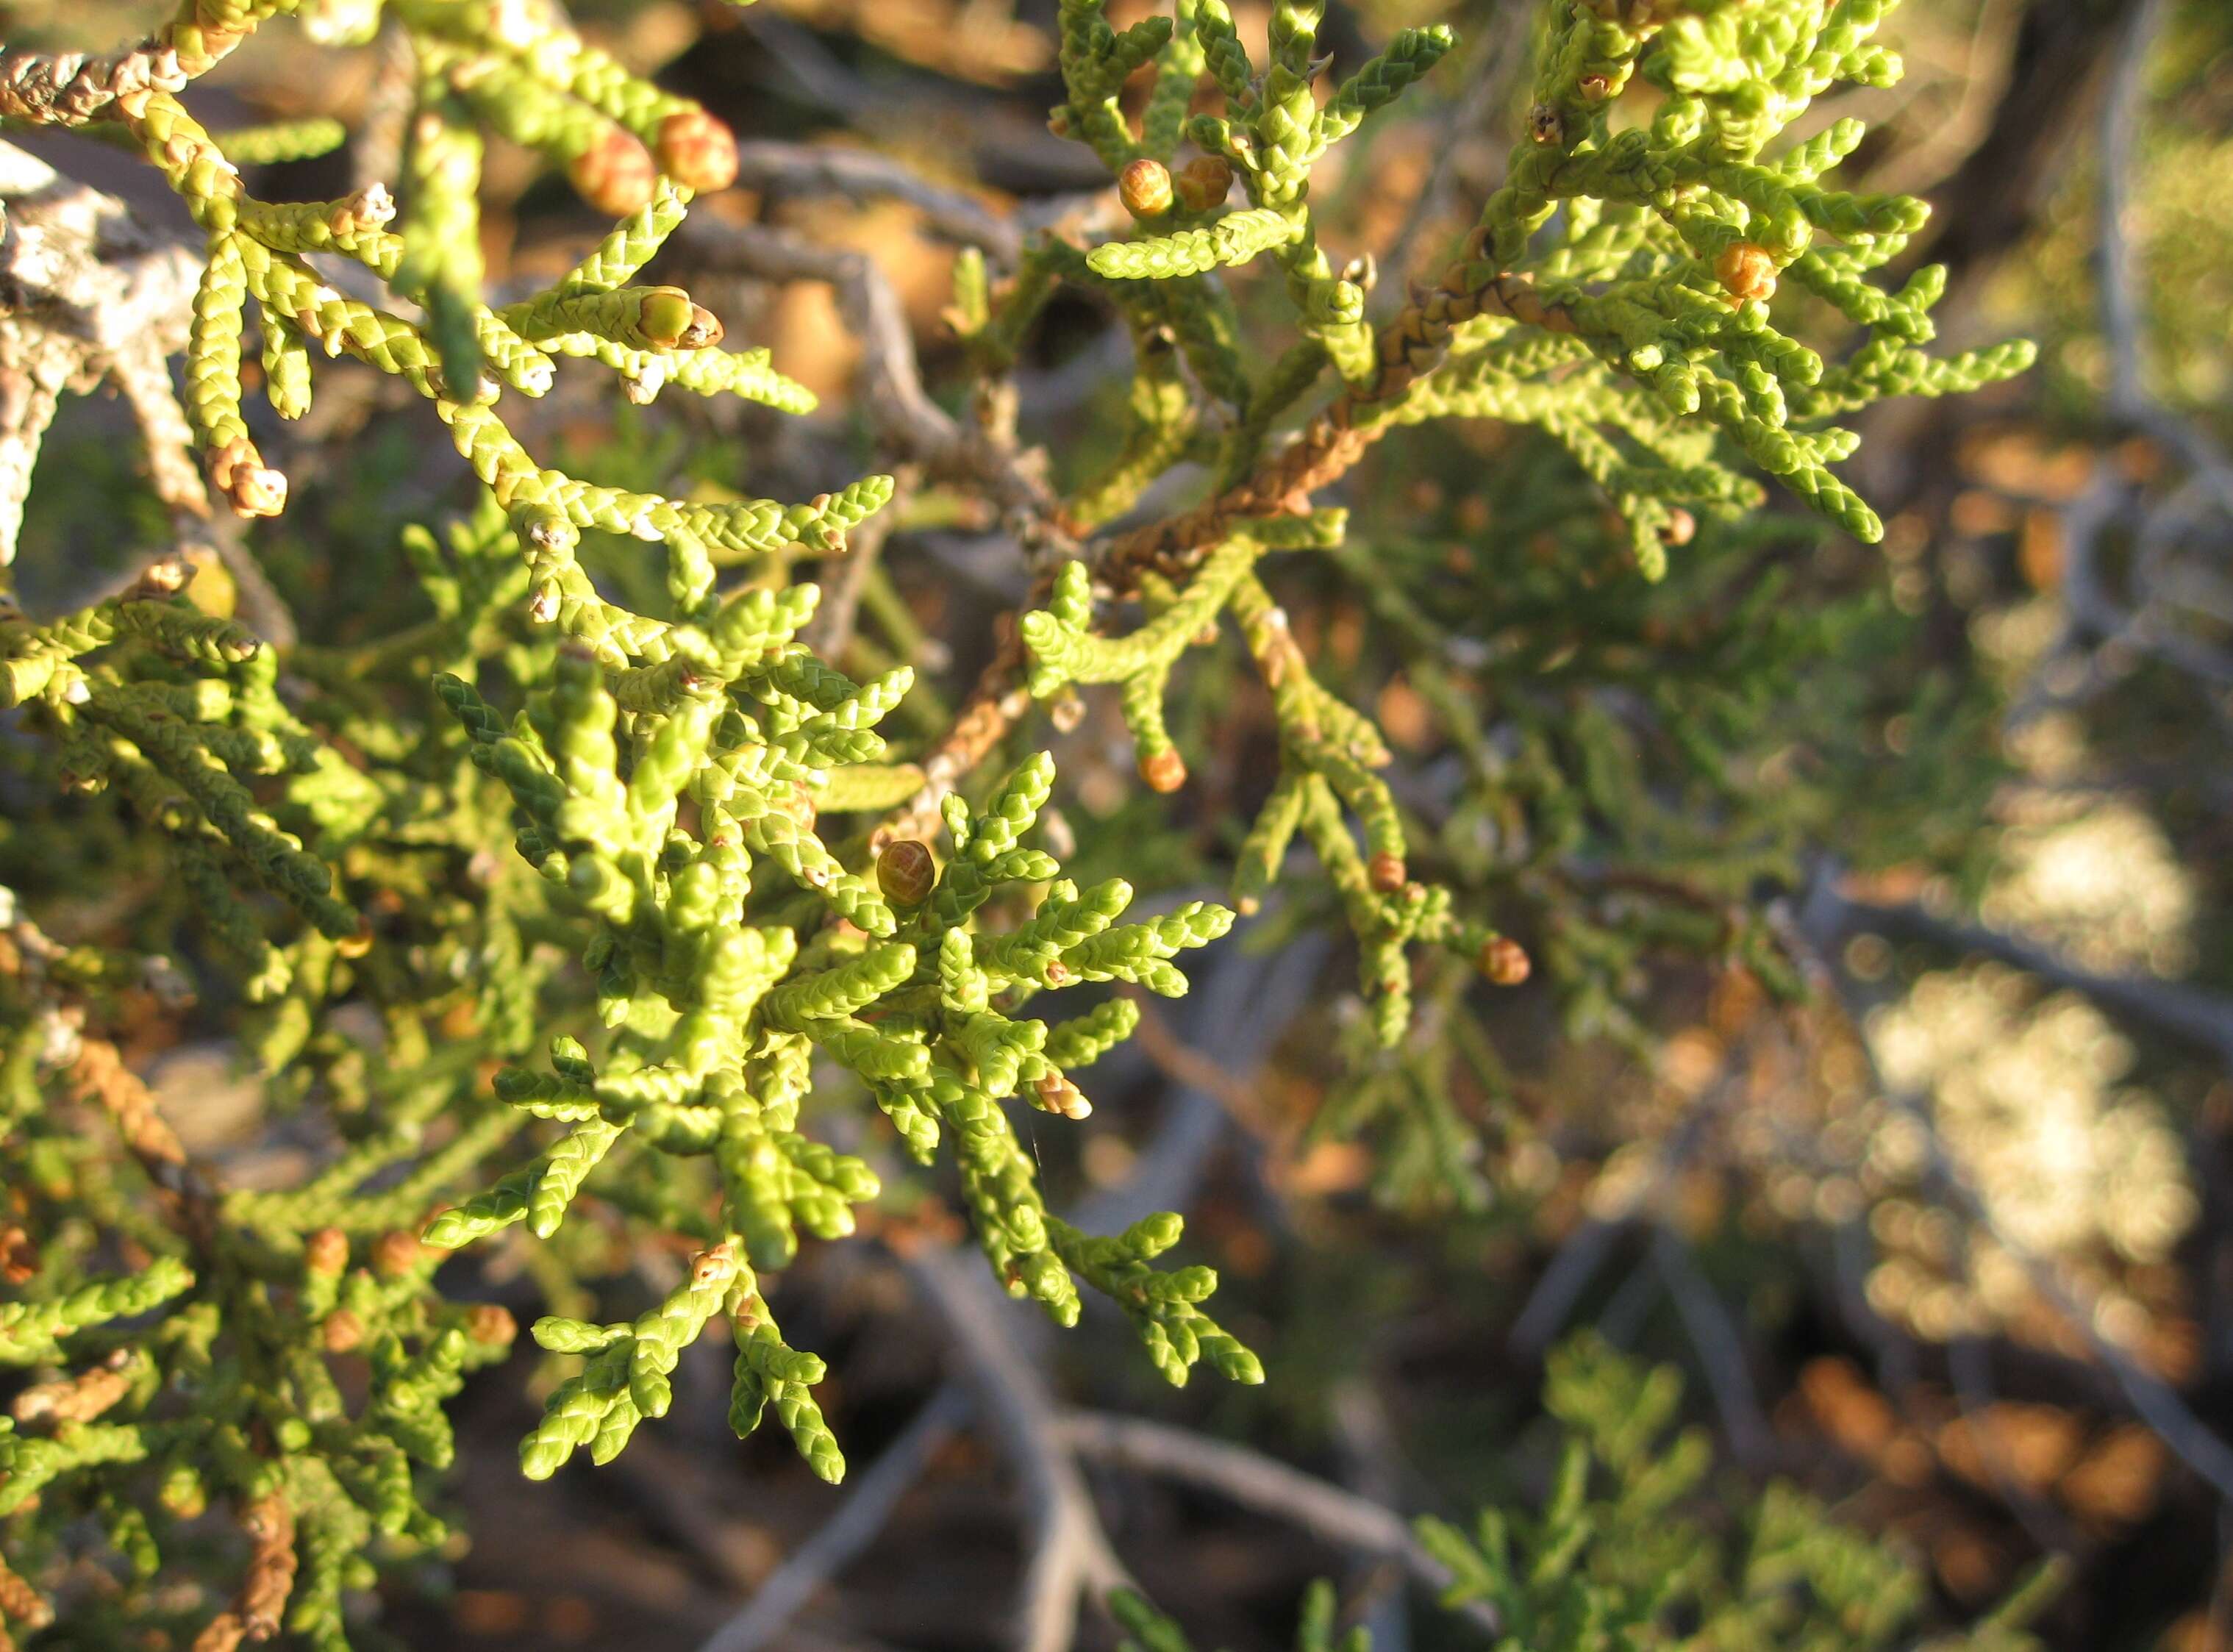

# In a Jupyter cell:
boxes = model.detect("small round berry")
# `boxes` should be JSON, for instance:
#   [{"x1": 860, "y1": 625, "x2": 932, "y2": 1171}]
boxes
[
  {"x1": 1661, "y1": 507, "x2": 1697, "y2": 546},
  {"x1": 1479, "y1": 936, "x2": 1532, "y2": 986},
  {"x1": 371, "y1": 1229, "x2": 426, "y2": 1278},
  {"x1": 1174, "y1": 155, "x2": 1234, "y2": 212},
  {"x1": 567, "y1": 126, "x2": 657, "y2": 215},
  {"x1": 465, "y1": 1304, "x2": 517, "y2": 1345},
  {"x1": 1714, "y1": 241, "x2": 1778, "y2": 304},
  {"x1": 1119, "y1": 157, "x2": 1174, "y2": 219},
  {"x1": 876, "y1": 839, "x2": 937, "y2": 907},
  {"x1": 321, "y1": 1309, "x2": 365, "y2": 1354},
  {"x1": 1367, "y1": 851, "x2": 1407, "y2": 894},
  {"x1": 304, "y1": 1228, "x2": 349, "y2": 1276},
  {"x1": 1139, "y1": 748, "x2": 1188, "y2": 793},
  {"x1": 655, "y1": 109, "x2": 739, "y2": 193}
]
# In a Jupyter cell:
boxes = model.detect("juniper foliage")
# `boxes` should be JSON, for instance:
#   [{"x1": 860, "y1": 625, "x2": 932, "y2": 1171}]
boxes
[
  {"x1": 0, "y1": 0, "x2": 2039, "y2": 1642},
  {"x1": 1110, "y1": 1339, "x2": 2065, "y2": 1652}
]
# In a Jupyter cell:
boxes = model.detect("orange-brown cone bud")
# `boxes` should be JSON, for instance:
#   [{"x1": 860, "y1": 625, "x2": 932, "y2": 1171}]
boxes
[
  {"x1": 1479, "y1": 936, "x2": 1531, "y2": 986},
  {"x1": 1715, "y1": 241, "x2": 1778, "y2": 304},
  {"x1": 568, "y1": 126, "x2": 657, "y2": 215},
  {"x1": 371, "y1": 1229, "x2": 426, "y2": 1278},
  {"x1": 1119, "y1": 157, "x2": 1173, "y2": 219},
  {"x1": 1368, "y1": 851, "x2": 1407, "y2": 894},
  {"x1": 193, "y1": 1611, "x2": 247, "y2": 1652},
  {"x1": 1139, "y1": 748, "x2": 1187, "y2": 793},
  {"x1": 304, "y1": 1227, "x2": 349, "y2": 1276},
  {"x1": 1174, "y1": 155, "x2": 1234, "y2": 213},
  {"x1": 321, "y1": 1309, "x2": 365, "y2": 1354},
  {"x1": 0, "y1": 1224, "x2": 35, "y2": 1284},
  {"x1": 655, "y1": 109, "x2": 739, "y2": 193}
]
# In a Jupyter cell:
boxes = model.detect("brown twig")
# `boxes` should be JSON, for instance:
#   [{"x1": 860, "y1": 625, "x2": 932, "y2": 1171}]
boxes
[
  {"x1": 1796, "y1": 873, "x2": 2233, "y2": 1509},
  {"x1": 729, "y1": 140, "x2": 1023, "y2": 265},
  {"x1": 882, "y1": 233, "x2": 1573, "y2": 839},
  {"x1": 1056, "y1": 1409, "x2": 1501, "y2": 1635},
  {"x1": 802, "y1": 465, "x2": 917, "y2": 661},
  {"x1": 695, "y1": 1383, "x2": 973, "y2": 1652},
  {"x1": 0, "y1": 1551, "x2": 54, "y2": 1640},
  {"x1": 352, "y1": 24, "x2": 416, "y2": 196},
  {"x1": 1122, "y1": 991, "x2": 1265, "y2": 1124},
  {"x1": 678, "y1": 217, "x2": 1065, "y2": 534},
  {"x1": 1831, "y1": 893, "x2": 2233, "y2": 1068},
  {"x1": 1332, "y1": 1379, "x2": 1416, "y2": 1651},
  {"x1": 903, "y1": 1245, "x2": 1132, "y2": 1652},
  {"x1": 1648, "y1": 1226, "x2": 1771, "y2": 1465}
]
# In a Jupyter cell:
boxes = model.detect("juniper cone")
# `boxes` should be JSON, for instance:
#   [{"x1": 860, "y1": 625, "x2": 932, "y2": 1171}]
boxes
[
  {"x1": 874, "y1": 838, "x2": 937, "y2": 907},
  {"x1": 567, "y1": 126, "x2": 657, "y2": 216},
  {"x1": 1479, "y1": 937, "x2": 1532, "y2": 988},
  {"x1": 1120, "y1": 157, "x2": 1175, "y2": 220},
  {"x1": 1715, "y1": 241, "x2": 1780, "y2": 304}
]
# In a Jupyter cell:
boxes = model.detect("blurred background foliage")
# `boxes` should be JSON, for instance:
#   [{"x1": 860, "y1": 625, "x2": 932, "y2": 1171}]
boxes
[{"x1": 5, "y1": 0, "x2": 2233, "y2": 1647}]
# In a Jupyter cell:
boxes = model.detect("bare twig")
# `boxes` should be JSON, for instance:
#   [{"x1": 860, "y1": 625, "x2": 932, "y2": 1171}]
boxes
[
  {"x1": 696, "y1": 1383, "x2": 973, "y2": 1652},
  {"x1": 1866, "y1": 0, "x2": 2024, "y2": 198},
  {"x1": 1124, "y1": 993, "x2": 1265, "y2": 1122},
  {"x1": 2098, "y1": 0, "x2": 2165, "y2": 432},
  {"x1": 1332, "y1": 1381, "x2": 1413, "y2": 1652},
  {"x1": 733, "y1": 6, "x2": 887, "y2": 126},
  {"x1": 803, "y1": 465, "x2": 916, "y2": 659},
  {"x1": 1946, "y1": 1332, "x2": 2083, "y2": 1553},
  {"x1": 1831, "y1": 893, "x2": 2233, "y2": 1068},
  {"x1": 731, "y1": 141, "x2": 1022, "y2": 265},
  {"x1": 1996, "y1": 0, "x2": 2233, "y2": 751},
  {"x1": 1066, "y1": 931, "x2": 1329, "y2": 1237},
  {"x1": 1797, "y1": 873, "x2": 2233, "y2": 1509},
  {"x1": 1379, "y1": 0, "x2": 1523, "y2": 307},
  {"x1": 904, "y1": 1245, "x2": 1132, "y2": 1652},
  {"x1": 1649, "y1": 1226, "x2": 1772, "y2": 1465},
  {"x1": 0, "y1": 137, "x2": 201, "y2": 567},
  {"x1": 353, "y1": 25, "x2": 416, "y2": 196},
  {"x1": 1057, "y1": 1409, "x2": 1501, "y2": 1635},
  {"x1": 1509, "y1": 1073, "x2": 1733, "y2": 1355},
  {"x1": 2094, "y1": 0, "x2": 2231, "y2": 500},
  {"x1": 678, "y1": 217, "x2": 1066, "y2": 536}
]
